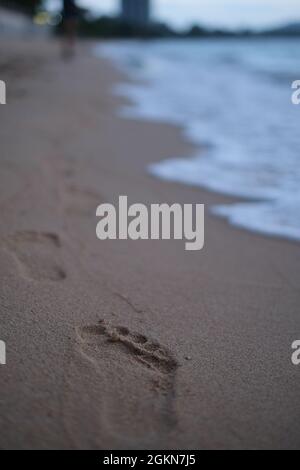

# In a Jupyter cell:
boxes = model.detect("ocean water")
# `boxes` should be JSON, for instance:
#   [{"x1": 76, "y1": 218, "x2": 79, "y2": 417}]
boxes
[{"x1": 97, "y1": 39, "x2": 300, "y2": 241}]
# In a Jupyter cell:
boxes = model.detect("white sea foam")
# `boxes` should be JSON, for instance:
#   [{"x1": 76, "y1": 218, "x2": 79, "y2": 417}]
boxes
[{"x1": 97, "y1": 39, "x2": 300, "y2": 242}]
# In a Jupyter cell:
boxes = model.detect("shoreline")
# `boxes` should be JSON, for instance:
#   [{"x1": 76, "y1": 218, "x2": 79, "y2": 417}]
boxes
[
  {"x1": 96, "y1": 39, "x2": 300, "y2": 245},
  {"x1": 0, "y1": 38, "x2": 300, "y2": 449}
]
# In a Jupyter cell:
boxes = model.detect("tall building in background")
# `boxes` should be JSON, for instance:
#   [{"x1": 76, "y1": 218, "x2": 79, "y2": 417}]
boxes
[{"x1": 121, "y1": 0, "x2": 151, "y2": 25}]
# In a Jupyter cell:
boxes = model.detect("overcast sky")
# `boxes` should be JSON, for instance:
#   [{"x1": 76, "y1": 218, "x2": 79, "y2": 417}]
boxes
[{"x1": 48, "y1": 0, "x2": 300, "y2": 29}]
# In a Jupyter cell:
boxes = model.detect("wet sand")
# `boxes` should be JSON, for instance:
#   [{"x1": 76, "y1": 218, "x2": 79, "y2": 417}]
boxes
[{"x1": 0, "y1": 39, "x2": 300, "y2": 450}]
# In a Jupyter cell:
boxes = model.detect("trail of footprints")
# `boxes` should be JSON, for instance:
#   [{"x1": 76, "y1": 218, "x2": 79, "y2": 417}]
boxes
[
  {"x1": 78, "y1": 320, "x2": 178, "y2": 389},
  {"x1": 3, "y1": 231, "x2": 66, "y2": 282},
  {"x1": 1, "y1": 161, "x2": 103, "y2": 281}
]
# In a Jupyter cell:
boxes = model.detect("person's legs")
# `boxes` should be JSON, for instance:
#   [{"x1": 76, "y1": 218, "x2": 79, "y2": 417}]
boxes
[{"x1": 62, "y1": 18, "x2": 78, "y2": 59}]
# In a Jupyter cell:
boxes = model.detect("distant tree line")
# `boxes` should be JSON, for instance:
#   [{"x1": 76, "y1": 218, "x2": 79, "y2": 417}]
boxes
[
  {"x1": 77, "y1": 17, "x2": 177, "y2": 39},
  {"x1": 0, "y1": 0, "x2": 41, "y2": 15},
  {"x1": 76, "y1": 16, "x2": 251, "y2": 39}
]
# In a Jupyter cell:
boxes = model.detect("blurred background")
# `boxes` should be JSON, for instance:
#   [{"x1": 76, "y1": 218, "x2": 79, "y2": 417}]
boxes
[
  {"x1": 1, "y1": 0, "x2": 300, "y2": 37},
  {"x1": 1, "y1": 0, "x2": 300, "y2": 240}
]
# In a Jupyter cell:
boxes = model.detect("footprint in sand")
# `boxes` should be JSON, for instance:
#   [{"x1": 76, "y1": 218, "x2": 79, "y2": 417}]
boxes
[
  {"x1": 63, "y1": 320, "x2": 178, "y2": 449},
  {"x1": 4, "y1": 231, "x2": 66, "y2": 282},
  {"x1": 79, "y1": 321, "x2": 177, "y2": 379}
]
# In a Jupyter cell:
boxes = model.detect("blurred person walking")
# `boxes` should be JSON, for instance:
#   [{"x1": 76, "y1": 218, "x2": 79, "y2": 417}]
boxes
[{"x1": 61, "y1": 0, "x2": 80, "y2": 59}]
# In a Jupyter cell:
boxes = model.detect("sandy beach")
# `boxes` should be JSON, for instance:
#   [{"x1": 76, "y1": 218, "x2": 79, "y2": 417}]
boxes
[{"x1": 0, "y1": 39, "x2": 300, "y2": 450}]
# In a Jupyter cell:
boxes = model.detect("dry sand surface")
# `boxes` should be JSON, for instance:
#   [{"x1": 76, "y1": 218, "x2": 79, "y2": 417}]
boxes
[{"x1": 0, "y1": 39, "x2": 300, "y2": 450}]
